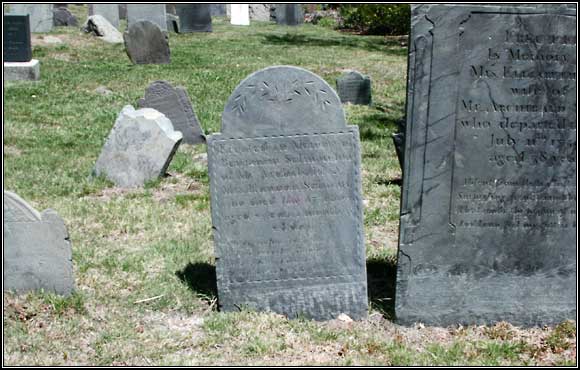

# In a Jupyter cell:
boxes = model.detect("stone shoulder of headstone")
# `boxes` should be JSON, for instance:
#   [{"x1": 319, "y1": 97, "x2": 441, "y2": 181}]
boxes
[
  {"x1": 4, "y1": 191, "x2": 74, "y2": 296},
  {"x1": 336, "y1": 70, "x2": 372, "y2": 106},
  {"x1": 83, "y1": 15, "x2": 123, "y2": 44},
  {"x1": 123, "y1": 20, "x2": 170, "y2": 65},
  {"x1": 94, "y1": 105, "x2": 183, "y2": 188},
  {"x1": 138, "y1": 80, "x2": 205, "y2": 145},
  {"x1": 53, "y1": 6, "x2": 78, "y2": 27}
]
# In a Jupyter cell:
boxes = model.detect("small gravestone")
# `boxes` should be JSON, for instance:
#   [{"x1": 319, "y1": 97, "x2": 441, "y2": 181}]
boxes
[
  {"x1": 211, "y1": 4, "x2": 227, "y2": 17},
  {"x1": 208, "y1": 66, "x2": 368, "y2": 321},
  {"x1": 127, "y1": 4, "x2": 167, "y2": 31},
  {"x1": 4, "y1": 15, "x2": 40, "y2": 81},
  {"x1": 4, "y1": 191, "x2": 74, "y2": 296},
  {"x1": 273, "y1": 4, "x2": 303, "y2": 26},
  {"x1": 83, "y1": 15, "x2": 123, "y2": 44},
  {"x1": 138, "y1": 81, "x2": 205, "y2": 145},
  {"x1": 249, "y1": 4, "x2": 271, "y2": 21},
  {"x1": 88, "y1": 4, "x2": 120, "y2": 29},
  {"x1": 53, "y1": 6, "x2": 77, "y2": 27},
  {"x1": 175, "y1": 4, "x2": 212, "y2": 32},
  {"x1": 123, "y1": 20, "x2": 170, "y2": 65},
  {"x1": 397, "y1": 4, "x2": 577, "y2": 327},
  {"x1": 118, "y1": 4, "x2": 127, "y2": 20},
  {"x1": 230, "y1": 4, "x2": 250, "y2": 26},
  {"x1": 94, "y1": 105, "x2": 182, "y2": 188},
  {"x1": 8, "y1": 4, "x2": 54, "y2": 33},
  {"x1": 336, "y1": 70, "x2": 372, "y2": 106}
]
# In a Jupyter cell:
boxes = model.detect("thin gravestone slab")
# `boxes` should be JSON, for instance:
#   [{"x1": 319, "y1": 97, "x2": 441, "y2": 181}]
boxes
[
  {"x1": 208, "y1": 66, "x2": 368, "y2": 321},
  {"x1": 230, "y1": 4, "x2": 250, "y2": 26},
  {"x1": 4, "y1": 15, "x2": 32, "y2": 62},
  {"x1": 8, "y1": 4, "x2": 53, "y2": 33},
  {"x1": 274, "y1": 4, "x2": 303, "y2": 26},
  {"x1": 126, "y1": 4, "x2": 167, "y2": 31},
  {"x1": 336, "y1": 70, "x2": 372, "y2": 106},
  {"x1": 4, "y1": 191, "x2": 74, "y2": 296},
  {"x1": 175, "y1": 4, "x2": 212, "y2": 32},
  {"x1": 88, "y1": 4, "x2": 120, "y2": 29},
  {"x1": 138, "y1": 81, "x2": 205, "y2": 145},
  {"x1": 396, "y1": 4, "x2": 577, "y2": 327},
  {"x1": 123, "y1": 20, "x2": 170, "y2": 64}
]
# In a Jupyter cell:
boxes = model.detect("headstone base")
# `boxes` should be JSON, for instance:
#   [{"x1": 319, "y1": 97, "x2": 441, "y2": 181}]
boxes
[{"x1": 4, "y1": 59, "x2": 40, "y2": 81}]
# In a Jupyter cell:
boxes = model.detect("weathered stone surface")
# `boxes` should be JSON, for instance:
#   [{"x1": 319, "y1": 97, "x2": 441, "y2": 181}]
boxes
[
  {"x1": 208, "y1": 66, "x2": 368, "y2": 321},
  {"x1": 336, "y1": 70, "x2": 372, "y2": 106},
  {"x1": 53, "y1": 6, "x2": 78, "y2": 27},
  {"x1": 249, "y1": 4, "x2": 271, "y2": 21},
  {"x1": 4, "y1": 59, "x2": 40, "y2": 81},
  {"x1": 175, "y1": 4, "x2": 212, "y2": 32},
  {"x1": 123, "y1": 20, "x2": 170, "y2": 65},
  {"x1": 138, "y1": 81, "x2": 205, "y2": 145},
  {"x1": 273, "y1": 4, "x2": 303, "y2": 26},
  {"x1": 94, "y1": 105, "x2": 182, "y2": 188},
  {"x1": 396, "y1": 4, "x2": 577, "y2": 327},
  {"x1": 230, "y1": 4, "x2": 250, "y2": 26},
  {"x1": 8, "y1": 4, "x2": 53, "y2": 33},
  {"x1": 83, "y1": 15, "x2": 123, "y2": 44},
  {"x1": 88, "y1": 4, "x2": 119, "y2": 29},
  {"x1": 4, "y1": 15, "x2": 32, "y2": 62},
  {"x1": 210, "y1": 4, "x2": 227, "y2": 17},
  {"x1": 127, "y1": 4, "x2": 167, "y2": 31},
  {"x1": 4, "y1": 191, "x2": 74, "y2": 296}
]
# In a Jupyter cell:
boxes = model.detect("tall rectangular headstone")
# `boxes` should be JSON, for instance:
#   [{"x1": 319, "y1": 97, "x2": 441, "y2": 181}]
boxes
[
  {"x1": 126, "y1": 4, "x2": 167, "y2": 31},
  {"x1": 396, "y1": 4, "x2": 577, "y2": 327},
  {"x1": 175, "y1": 4, "x2": 212, "y2": 32},
  {"x1": 230, "y1": 4, "x2": 250, "y2": 26},
  {"x1": 274, "y1": 4, "x2": 303, "y2": 26},
  {"x1": 4, "y1": 15, "x2": 32, "y2": 62},
  {"x1": 207, "y1": 66, "x2": 368, "y2": 321},
  {"x1": 88, "y1": 4, "x2": 120, "y2": 29},
  {"x1": 8, "y1": 4, "x2": 53, "y2": 33}
]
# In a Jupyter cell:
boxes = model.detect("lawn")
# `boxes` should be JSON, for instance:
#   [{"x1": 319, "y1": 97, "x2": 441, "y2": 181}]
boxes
[{"x1": 3, "y1": 6, "x2": 576, "y2": 366}]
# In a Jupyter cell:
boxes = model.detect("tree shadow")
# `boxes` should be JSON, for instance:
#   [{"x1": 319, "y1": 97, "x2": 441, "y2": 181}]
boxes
[
  {"x1": 367, "y1": 255, "x2": 398, "y2": 320},
  {"x1": 175, "y1": 262, "x2": 217, "y2": 299}
]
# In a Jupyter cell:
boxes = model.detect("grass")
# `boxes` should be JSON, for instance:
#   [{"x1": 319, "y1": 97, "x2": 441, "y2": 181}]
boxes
[{"x1": 3, "y1": 7, "x2": 576, "y2": 366}]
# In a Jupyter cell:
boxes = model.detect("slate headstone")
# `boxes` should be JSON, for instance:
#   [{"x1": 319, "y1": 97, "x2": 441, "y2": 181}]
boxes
[
  {"x1": 208, "y1": 66, "x2": 368, "y2": 321},
  {"x1": 123, "y1": 20, "x2": 170, "y2": 64},
  {"x1": 4, "y1": 15, "x2": 32, "y2": 63},
  {"x1": 83, "y1": 15, "x2": 123, "y2": 44},
  {"x1": 53, "y1": 6, "x2": 78, "y2": 27},
  {"x1": 210, "y1": 4, "x2": 227, "y2": 17},
  {"x1": 273, "y1": 4, "x2": 303, "y2": 26},
  {"x1": 126, "y1": 4, "x2": 167, "y2": 31},
  {"x1": 336, "y1": 70, "x2": 372, "y2": 106},
  {"x1": 175, "y1": 4, "x2": 212, "y2": 32},
  {"x1": 230, "y1": 4, "x2": 250, "y2": 26},
  {"x1": 8, "y1": 4, "x2": 54, "y2": 33},
  {"x1": 94, "y1": 105, "x2": 183, "y2": 188},
  {"x1": 118, "y1": 4, "x2": 127, "y2": 20},
  {"x1": 396, "y1": 4, "x2": 577, "y2": 327},
  {"x1": 88, "y1": 4, "x2": 120, "y2": 29},
  {"x1": 138, "y1": 81, "x2": 205, "y2": 145},
  {"x1": 4, "y1": 191, "x2": 74, "y2": 296}
]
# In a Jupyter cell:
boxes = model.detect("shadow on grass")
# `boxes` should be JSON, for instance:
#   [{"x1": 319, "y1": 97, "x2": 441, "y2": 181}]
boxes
[
  {"x1": 367, "y1": 255, "x2": 398, "y2": 320},
  {"x1": 262, "y1": 33, "x2": 407, "y2": 55},
  {"x1": 375, "y1": 177, "x2": 403, "y2": 187},
  {"x1": 176, "y1": 262, "x2": 218, "y2": 299},
  {"x1": 355, "y1": 111, "x2": 402, "y2": 142}
]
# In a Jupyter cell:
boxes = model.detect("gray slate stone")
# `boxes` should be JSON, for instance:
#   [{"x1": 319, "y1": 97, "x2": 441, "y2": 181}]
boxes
[
  {"x1": 94, "y1": 105, "x2": 183, "y2": 188},
  {"x1": 138, "y1": 81, "x2": 205, "y2": 145},
  {"x1": 8, "y1": 4, "x2": 54, "y2": 33},
  {"x1": 273, "y1": 4, "x2": 303, "y2": 26},
  {"x1": 118, "y1": 4, "x2": 127, "y2": 20},
  {"x1": 208, "y1": 66, "x2": 368, "y2": 321},
  {"x1": 336, "y1": 70, "x2": 372, "y2": 106},
  {"x1": 175, "y1": 4, "x2": 212, "y2": 32},
  {"x1": 4, "y1": 191, "x2": 74, "y2": 296},
  {"x1": 83, "y1": 15, "x2": 123, "y2": 44},
  {"x1": 88, "y1": 4, "x2": 120, "y2": 29},
  {"x1": 53, "y1": 7, "x2": 78, "y2": 27},
  {"x1": 210, "y1": 4, "x2": 227, "y2": 17},
  {"x1": 396, "y1": 4, "x2": 577, "y2": 327},
  {"x1": 123, "y1": 20, "x2": 170, "y2": 65},
  {"x1": 127, "y1": 4, "x2": 167, "y2": 31}
]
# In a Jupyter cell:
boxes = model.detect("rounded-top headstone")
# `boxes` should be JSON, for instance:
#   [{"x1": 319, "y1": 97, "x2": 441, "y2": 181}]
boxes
[
  {"x1": 123, "y1": 20, "x2": 170, "y2": 65},
  {"x1": 336, "y1": 70, "x2": 372, "y2": 106},
  {"x1": 222, "y1": 66, "x2": 346, "y2": 138}
]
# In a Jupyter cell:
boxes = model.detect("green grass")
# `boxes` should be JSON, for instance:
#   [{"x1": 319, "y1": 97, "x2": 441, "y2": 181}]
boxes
[{"x1": 3, "y1": 8, "x2": 576, "y2": 366}]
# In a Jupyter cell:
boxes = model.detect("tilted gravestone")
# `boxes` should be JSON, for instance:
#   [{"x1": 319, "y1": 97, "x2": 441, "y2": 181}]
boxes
[
  {"x1": 127, "y1": 4, "x2": 167, "y2": 31},
  {"x1": 94, "y1": 105, "x2": 182, "y2": 188},
  {"x1": 273, "y1": 4, "x2": 303, "y2": 26},
  {"x1": 53, "y1": 6, "x2": 78, "y2": 27},
  {"x1": 208, "y1": 66, "x2": 368, "y2": 320},
  {"x1": 83, "y1": 15, "x2": 123, "y2": 44},
  {"x1": 88, "y1": 4, "x2": 120, "y2": 29},
  {"x1": 396, "y1": 4, "x2": 577, "y2": 327},
  {"x1": 138, "y1": 81, "x2": 205, "y2": 145},
  {"x1": 8, "y1": 4, "x2": 53, "y2": 33},
  {"x1": 230, "y1": 4, "x2": 250, "y2": 26},
  {"x1": 4, "y1": 191, "x2": 74, "y2": 296},
  {"x1": 123, "y1": 20, "x2": 170, "y2": 64},
  {"x1": 4, "y1": 15, "x2": 32, "y2": 62},
  {"x1": 336, "y1": 70, "x2": 372, "y2": 106},
  {"x1": 175, "y1": 4, "x2": 212, "y2": 32}
]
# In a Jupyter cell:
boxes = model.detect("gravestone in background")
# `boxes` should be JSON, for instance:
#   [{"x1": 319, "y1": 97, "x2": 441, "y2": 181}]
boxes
[
  {"x1": 8, "y1": 4, "x2": 54, "y2": 33},
  {"x1": 118, "y1": 4, "x2": 127, "y2": 20},
  {"x1": 210, "y1": 4, "x2": 227, "y2": 17},
  {"x1": 273, "y1": 4, "x2": 303, "y2": 26},
  {"x1": 249, "y1": 4, "x2": 271, "y2": 21},
  {"x1": 138, "y1": 81, "x2": 205, "y2": 145},
  {"x1": 208, "y1": 66, "x2": 368, "y2": 321},
  {"x1": 336, "y1": 70, "x2": 372, "y2": 106},
  {"x1": 124, "y1": 20, "x2": 170, "y2": 64},
  {"x1": 83, "y1": 15, "x2": 123, "y2": 44},
  {"x1": 396, "y1": 4, "x2": 577, "y2": 327},
  {"x1": 230, "y1": 4, "x2": 250, "y2": 26},
  {"x1": 53, "y1": 6, "x2": 78, "y2": 27},
  {"x1": 4, "y1": 191, "x2": 74, "y2": 296},
  {"x1": 175, "y1": 4, "x2": 212, "y2": 32},
  {"x1": 127, "y1": 4, "x2": 167, "y2": 31},
  {"x1": 94, "y1": 105, "x2": 182, "y2": 188},
  {"x1": 88, "y1": 4, "x2": 120, "y2": 29},
  {"x1": 4, "y1": 15, "x2": 32, "y2": 62}
]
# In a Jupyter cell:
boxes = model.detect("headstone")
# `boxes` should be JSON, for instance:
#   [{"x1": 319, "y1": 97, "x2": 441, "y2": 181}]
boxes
[
  {"x1": 4, "y1": 191, "x2": 74, "y2": 296},
  {"x1": 207, "y1": 66, "x2": 368, "y2": 321},
  {"x1": 249, "y1": 4, "x2": 272, "y2": 21},
  {"x1": 210, "y1": 4, "x2": 227, "y2": 17},
  {"x1": 166, "y1": 4, "x2": 176, "y2": 15},
  {"x1": 118, "y1": 4, "x2": 127, "y2": 20},
  {"x1": 273, "y1": 4, "x2": 303, "y2": 26},
  {"x1": 126, "y1": 4, "x2": 167, "y2": 31},
  {"x1": 123, "y1": 20, "x2": 170, "y2": 65},
  {"x1": 4, "y1": 15, "x2": 33, "y2": 62},
  {"x1": 175, "y1": 4, "x2": 212, "y2": 32},
  {"x1": 53, "y1": 6, "x2": 78, "y2": 27},
  {"x1": 336, "y1": 70, "x2": 372, "y2": 106},
  {"x1": 88, "y1": 4, "x2": 120, "y2": 29},
  {"x1": 83, "y1": 15, "x2": 123, "y2": 44},
  {"x1": 138, "y1": 81, "x2": 205, "y2": 145},
  {"x1": 94, "y1": 105, "x2": 183, "y2": 188},
  {"x1": 396, "y1": 4, "x2": 577, "y2": 327},
  {"x1": 166, "y1": 13, "x2": 180, "y2": 33},
  {"x1": 230, "y1": 4, "x2": 250, "y2": 26},
  {"x1": 8, "y1": 4, "x2": 54, "y2": 33}
]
